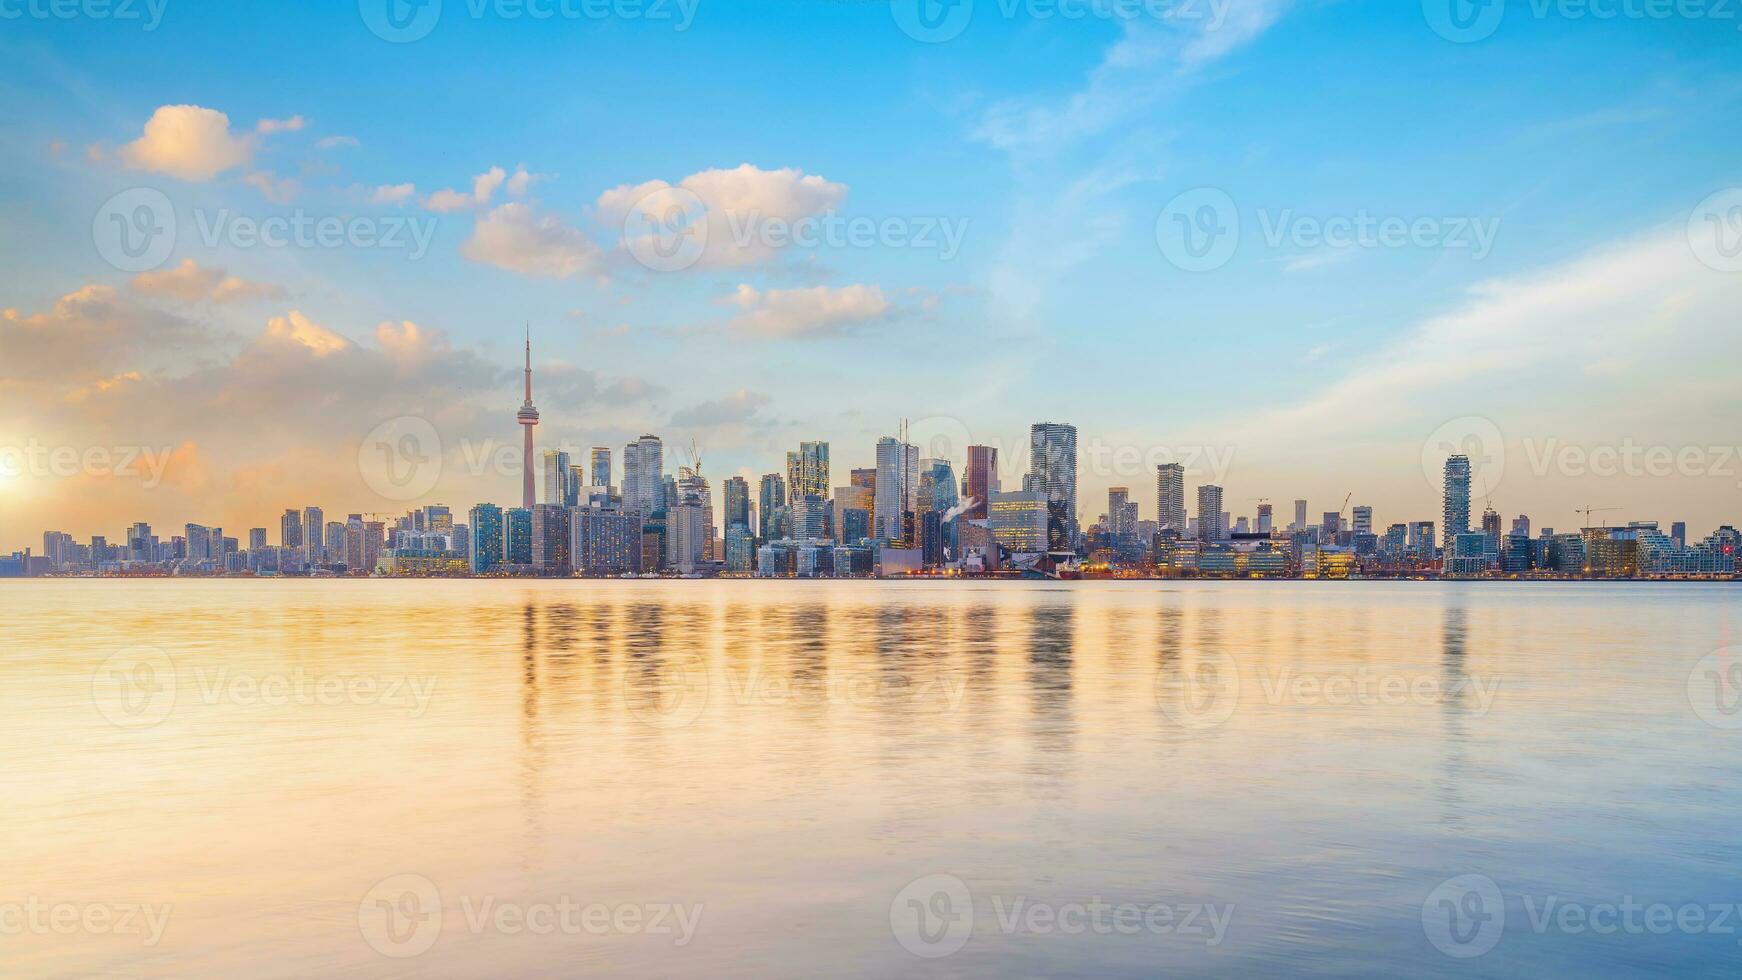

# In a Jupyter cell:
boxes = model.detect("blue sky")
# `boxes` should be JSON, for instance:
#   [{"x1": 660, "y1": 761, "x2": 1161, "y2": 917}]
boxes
[{"x1": 1, "y1": 0, "x2": 1740, "y2": 547}]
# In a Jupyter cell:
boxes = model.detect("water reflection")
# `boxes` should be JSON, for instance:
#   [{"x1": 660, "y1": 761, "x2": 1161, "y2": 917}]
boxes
[{"x1": 4, "y1": 580, "x2": 1737, "y2": 979}]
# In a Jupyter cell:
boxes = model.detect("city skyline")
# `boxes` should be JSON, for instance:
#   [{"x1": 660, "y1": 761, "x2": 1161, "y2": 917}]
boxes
[{"x1": 4, "y1": 4, "x2": 1741, "y2": 551}]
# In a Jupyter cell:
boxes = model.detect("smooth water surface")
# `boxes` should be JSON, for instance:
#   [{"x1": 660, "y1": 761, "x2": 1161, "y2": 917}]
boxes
[{"x1": 2, "y1": 580, "x2": 1738, "y2": 977}]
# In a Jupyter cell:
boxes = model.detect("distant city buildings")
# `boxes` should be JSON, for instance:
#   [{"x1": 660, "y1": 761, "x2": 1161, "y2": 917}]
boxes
[{"x1": 13, "y1": 343, "x2": 1733, "y2": 582}]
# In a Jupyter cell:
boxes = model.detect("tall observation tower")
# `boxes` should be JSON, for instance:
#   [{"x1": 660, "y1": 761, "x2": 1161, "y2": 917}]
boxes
[{"x1": 517, "y1": 327, "x2": 539, "y2": 510}]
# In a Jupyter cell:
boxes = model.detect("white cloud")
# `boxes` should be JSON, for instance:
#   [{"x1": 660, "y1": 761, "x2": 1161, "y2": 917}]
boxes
[
  {"x1": 423, "y1": 164, "x2": 534, "y2": 212},
  {"x1": 130, "y1": 259, "x2": 285, "y2": 305},
  {"x1": 461, "y1": 202, "x2": 606, "y2": 279},
  {"x1": 263, "y1": 310, "x2": 351, "y2": 357},
  {"x1": 255, "y1": 115, "x2": 306, "y2": 135},
  {"x1": 371, "y1": 182, "x2": 417, "y2": 205},
  {"x1": 599, "y1": 164, "x2": 847, "y2": 269},
  {"x1": 720, "y1": 283, "x2": 897, "y2": 339},
  {"x1": 317, "y1": 135, "x2": 359, "y2": 150},
  {"x1": 119, "y1": 104, "x2": 255, "y2": 181}
]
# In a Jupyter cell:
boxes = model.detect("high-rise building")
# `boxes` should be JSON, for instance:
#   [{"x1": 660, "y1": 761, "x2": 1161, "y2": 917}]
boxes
[
  {"x1": 517, "y1": 331, "x2": 540, "y2": 510},
  {"x1": 989, "y1": 490, "x2": 1049, "y2": 554},
  {"x1": 469, "y1": 504, "x2": 504, "y2": 572},
  {"x1": 622, "y1": 435, "x2": 664, "y2": 517},
  {"x1": 280, "y1": 508, "x2": 302, "y2": 550},
  {"x1": 1108, "y1": 487, "x2": 1135, "y2": 538},
  {"x1": 757, "y1": 473, "x2": 786, "y2": 541},
  {"x1": 1671, "y1": 521, "x2": 1687, "y2": 549},
  {"x1": 1511, "y1": 514, "x2": 1532, "y2": 538},
  {"x1": 1156, "y1": 463, "x2": 1186, "y2": 534},
  {"x1": 505, "y1": 507, "x2": 533, "y2": 565},
  {"x1": 874, "y1": 436, "x2": 918, "y2": 544},
  {"x1": 1352, "y1": 505, "x2": 1373, "y2": 535},
  {"x1": 571, "y1": 508, "x2": 637, "y2": 574},
  {"x1": 1029, "y1": 422, "x2": 1078, "y2": 550},
  {"x1": 590, "y1": 447, "x2": 611, "y2": 491},
  {"x1": 785, "y1": 441, "x2": 830, "y2": 503},
  {"x1": 676, "y1": 467, "x2": 716, "y2": 561},
  {"x1": 918, "y1": 458, "x2": 959, "y2": 521},
  {"x1": 531, "y1": 503, "x2": 571, "y2": 574},
  {"x1": 302, "y1": 506, "x2": 323, "y2": 563},
  {"x1": 834, "y1": 484, "x2": 874, "y2": 544},
  {"x1": 1442, "y1": 455, "x2": 1472, "y2": 563},
  {"x1": 1256, "y1": 503, "x2": 1274, "y2": 535},
  {"x1": 1196, "y1": 485, "x2": 1226, "y2": 542},
  {"x1": 248, "y1": 528, "x2": 267, "y2": 552},
  {"x1": 1293, "y1": 499, "x2": 1308, "y2": 532},
  {"x1": 965, "y1": 446, "x2": 998, "y2": 520},
  {"x1": 723, "y1": 476, "x2": 751, "y2": 530},
  {"x1": 667, "y1": 501, "x2": 706, "y2": 573},
  {"x1": 725, "y1": 524, "x2": 756, "y2": 572},
  {"x1": 542, "y1": 449, "x2": 571, "y2": 507}
]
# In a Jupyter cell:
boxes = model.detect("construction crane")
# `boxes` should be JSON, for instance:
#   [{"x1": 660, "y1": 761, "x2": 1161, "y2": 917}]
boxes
[{"x1": 1576, "y1": 505, "x2": 1620, "y2": 531}]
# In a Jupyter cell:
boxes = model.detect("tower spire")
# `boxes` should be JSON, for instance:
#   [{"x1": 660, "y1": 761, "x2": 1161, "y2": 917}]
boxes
[{"x1": 517, "y1": 322, "x2": 540, "y2": 510}]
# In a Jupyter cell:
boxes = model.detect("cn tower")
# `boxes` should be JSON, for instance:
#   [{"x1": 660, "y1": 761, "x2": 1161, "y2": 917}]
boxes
[{"x1": 517, "y1": 326, "x2": 539, "y2": 509}]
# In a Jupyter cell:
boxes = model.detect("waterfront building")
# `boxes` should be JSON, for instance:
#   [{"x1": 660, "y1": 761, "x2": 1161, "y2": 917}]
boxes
[
  {"x1": 990, "y1": 489, "x2": 1049, "y2": 554},
  {"x1": 1197, "y1": 485, "x2": 1226, "y2": 542},
  {"x1": 469, "y1": 504, "x2": 504, "y2": 572},
  {"x1": 590, "y1": 447, "x2": 611, "y2": 491},
  {"x1": 280, "y1": 508, "x2": 302, "y2": 550},
  {"x1": 571, "y1": 507, "x2": 637, "y2": 574},
  {"x1": 1029, "y1": 422, "x2": 1078, "y2": 549},
  {"x1": 1156, "y1": 463, "x2": 1186, "y2": 534},
  {"x1": 504, "y1": 507, "x2": 533, "y2": 565},
  {"x1": 1442, "y1": 455, "x2": 1472, "y2": 565},
  {"x1": 622, "y1": 435, "x2": 664, "y2": 517},
  {"x1": 874, "y1": 436, "x2": 918, "y2": 544},
  {"x1": 724, "y1": 476, "x2": 751, "y2": 530},
  {"x1": 965, "y1": 446, "x2": 998, "y2": 519},
  {"x1": 725, "y1": 524, "x2": 756, "y2": 572},
  {"x1": 786, "y1": 441, "x2": 830, "y2": 503},
  {"x1": 302, "y1": 506, "x2": 323, "y2": 563},
  {"x1": 758, "y1": 473, "x2": 786, "y2": 542}
]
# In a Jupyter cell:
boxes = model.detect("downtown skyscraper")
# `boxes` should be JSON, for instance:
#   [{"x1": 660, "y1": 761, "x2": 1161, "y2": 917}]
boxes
[
  {"x1": 1156, "y1": 463, "x2": 1186, "y2": 534},
  {"x1": 623, "y1": 435, "x2": 664, "y2": 517},
  {"x1": 1029, "y1": 422, "x2": 1078, "y2": 551},
  {"x1": 874, "y1": 436, "x2": 918, "y2": 544},
  {"x1": 965, "y1": 445, "x2": 998, "y2": 520},
  {"x1": 1443, "y1": 454, "x2": 1472, "y2": 559}
]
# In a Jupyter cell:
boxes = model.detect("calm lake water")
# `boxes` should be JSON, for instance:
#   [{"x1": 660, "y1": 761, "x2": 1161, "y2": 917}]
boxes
[{"x1": 2, "y1": 580, "x2": 1739, "y2": 978}]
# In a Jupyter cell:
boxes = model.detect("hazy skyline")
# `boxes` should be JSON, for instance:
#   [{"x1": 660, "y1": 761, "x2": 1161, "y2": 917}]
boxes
[{"x1": 3, "y1": 2, "x2": 1740, "y2": 550}]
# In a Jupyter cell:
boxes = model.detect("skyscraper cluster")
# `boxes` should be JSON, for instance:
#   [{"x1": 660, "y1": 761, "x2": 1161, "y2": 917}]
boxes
[{"x1": 8, "y1": 341, "x2": 1736, "y2": 580}]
